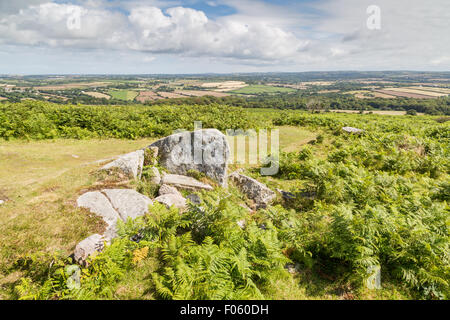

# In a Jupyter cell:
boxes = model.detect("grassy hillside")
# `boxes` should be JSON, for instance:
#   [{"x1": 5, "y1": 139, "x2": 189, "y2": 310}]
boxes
[{"x1": 0, "y1": 102, "x2": 448, "y2": 300}]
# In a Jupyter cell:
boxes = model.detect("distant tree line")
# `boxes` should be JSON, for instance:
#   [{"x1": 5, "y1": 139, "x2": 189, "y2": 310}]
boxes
[{"x1": 145, "y1": 94, "x2": 450, "y2": 115}]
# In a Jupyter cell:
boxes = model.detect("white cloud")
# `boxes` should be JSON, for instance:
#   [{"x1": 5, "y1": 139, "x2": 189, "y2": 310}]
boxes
[
  {"x1": 309, "y1": 0, "x2": 450, "y2": 69},
  {"x1": 0, "y1": 0, "x2": 448, "y2": 71},
  {"x1": 0, "y1": 2, "x2": 309, "y2": 63},
  {"x1": 127, "y1": 6, "x2": 310, "y2": 61}
]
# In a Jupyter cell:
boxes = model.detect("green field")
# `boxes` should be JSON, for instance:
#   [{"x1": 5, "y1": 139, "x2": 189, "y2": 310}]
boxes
[
  {"x1": 108, "y1": 90, "x2": 139, "y2": 101},
  {"x1": 230, "y1": 85, "x2": 297, "y2": 95}
]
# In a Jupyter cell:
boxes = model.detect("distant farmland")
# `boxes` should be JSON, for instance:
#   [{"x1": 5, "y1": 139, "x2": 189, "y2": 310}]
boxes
[
  {"x1": 347, "y1": 86, "x2": 449, "y2": 100},
  {"x1": 34, "y1": 82, "x2": 110, "y2": 90},
  {"x1": 136, "y1": 91, "x2": 163, "y2": 102},
  {"x1": 82, "y1": 91, "x2": 111, "y2": 99},
  {"x1": 230, "y1": 85, "x2": 297, "y2": 95},
  {"x1": 108, "y1": 90, "x2": 139, "y2": 101}
]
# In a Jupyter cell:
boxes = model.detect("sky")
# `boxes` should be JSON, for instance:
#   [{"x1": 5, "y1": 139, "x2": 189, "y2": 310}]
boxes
[{"x1": 0, "y1": 0, "x2": 449, "y2": 74}]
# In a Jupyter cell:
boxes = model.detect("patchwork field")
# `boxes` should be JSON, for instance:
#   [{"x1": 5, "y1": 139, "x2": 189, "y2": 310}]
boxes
[
  {"x1": 157, "y1": 92, "x2": 186, "y2": 99},
  {"x1": 375, "y1": 89, "x2": 435, "y2": 99},
  {"x1": 34, "y1": 82, "x2": 110, "y2": 90},
  {"x1": 345, "y1": 90, "x2": 397, "y2": 99},
  {"x1": 410, "y1": 86, "x2": 450, "y2": 94},
  {"x1": 201, "y1": 81, "x2": 247, "y2": 92},
  {"x1": 230, "y1": 85, "x2": 297, "y2": 95},
  {"x1": 175, "y1": 90, "x2": 230, "y2": 97},
  {"x1": 136, "y1": 91, "x2": 163, "y2": 102},
  {"x1": 108, "y1": 90, "x2": 139, "y2": 101},
  {"x1": 82, "y1": 91, "x2": 111, "y2": 99},
  {"x1": 384, "y1": 87, "x2": 449, "y2": 97}
]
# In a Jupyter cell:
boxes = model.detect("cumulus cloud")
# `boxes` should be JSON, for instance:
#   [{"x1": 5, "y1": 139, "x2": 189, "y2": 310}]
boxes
[
  {"x1": 0, "y1": 1, "x2": 309, "y2": 63},
  {"x1": 0, "y1": 0, "x2": 448, "y2": 71},
  {"x1": 127, "y1": 6, "x2": 309, "y2": 61}
]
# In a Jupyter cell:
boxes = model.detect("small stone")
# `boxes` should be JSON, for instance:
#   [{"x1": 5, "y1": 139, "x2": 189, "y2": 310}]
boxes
[
  {"x1": 285, "y1": 263, "x2": 301, "y2": 274},
  {"x1": 154, "y1": 193, "x2": 187, "y2": 211},
  {"x1": 159, "y1": 184, "x2": 182, "y2": 197},
  {"x1": 0, "y1": 200, "x2": 4, "y2": 206},
  {"x1": 101, "y1": 150, "x2": 144, "y2": 179},
  {"x1": 237, "y1": 219, "x2": 246, "y2": 229},
  {"x1": 342, "y1": 127, "x2": 363, "y2": 134},
  {"x1": 229, "y1": 172, "x2": 275, "y2": 209},
  {"x1": 74, "y1": 234, "x2": 105, "y2": 266},
  {"x1": 366, "y1": 265, "x2": 382, "y2": 289}
]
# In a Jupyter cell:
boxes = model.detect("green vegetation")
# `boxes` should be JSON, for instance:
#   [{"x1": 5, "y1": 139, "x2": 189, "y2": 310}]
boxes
[
  {"x1": 107, "y1": 90, "x2": 139, "y2": 101},
  {"x1": 146, "y1": 94, "x2": 450, "y2": 115},
  {"x1": 0, "y1": 102, "x2": 265, "y2": 140},
  {"x1": 0, "y1": 101, "x2": 448, "y2": 300},
  {"x1": 230, "y1": 85, "x2": 296, "y2": 95}
]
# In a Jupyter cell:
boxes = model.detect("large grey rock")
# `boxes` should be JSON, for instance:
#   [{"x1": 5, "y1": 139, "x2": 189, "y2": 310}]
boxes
[
  {"x1": 102, "y1": 189, "x2": 153, "y2": 221},
  {"x1": 158, "y1": 184, "x2": 182, "y2": 197},
  {"x1": 154, "y1": 193, "x2": 187, "y2": 211},
  {"x1": 77, "y1": 191, "x2": 121, "y2": 227},
  {"x1": 101, "y1": 150, "x2": 144, "y2": 179},
  {"x1": 149, "y1": 129, "x2": 230, "y2": 186},
  {"x1": 342, "y1": 127, "x2": 363, "y2": 134},
  {"x1": 229, "y1": 172, "x2": 276, "y2": 209},
  {"x1": 73, "y1": 234, "x2": 105, "y2": 266},
  {"x1": 161, "y1": 174, "x2": 213, "y2": 191}
]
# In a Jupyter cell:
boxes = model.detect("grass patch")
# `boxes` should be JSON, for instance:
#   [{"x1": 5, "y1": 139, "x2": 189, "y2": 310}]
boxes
[
  {"x1": 108, "y1": 90, "x2": 139, "y2": 101},
  {"x1": 0, "y1": 138, "x2": 155, "y2": 298}
]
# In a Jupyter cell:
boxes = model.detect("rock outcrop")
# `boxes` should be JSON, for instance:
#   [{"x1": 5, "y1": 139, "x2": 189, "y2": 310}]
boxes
[
  {"x1": 229, "y1": 172, "x2": 276, "y2": 209},
  {"x1": 102, "y1": 189, "x2": 153, "y2": 221},
  {"x1": 148, "y1": 129, "x2": 230, "y2": 186},
  {"x1": 77, "y1": 191, "x2": 121, "y2": 228},
  {"x1": 161, "y1": 174, "x2": 213, "y2": 191},
  {"x1": 76, "y1": 189, "x2": 153, "y2": 265},
  {"x1": 101, "y1": 150, "x2": 144, "y2": 179}
]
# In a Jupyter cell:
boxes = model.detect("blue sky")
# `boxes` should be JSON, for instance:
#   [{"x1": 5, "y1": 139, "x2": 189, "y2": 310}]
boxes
[{"x1": 0, "y1": 0, "x2": 449, "y2": 74}]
